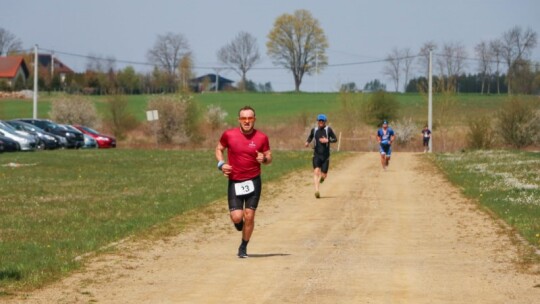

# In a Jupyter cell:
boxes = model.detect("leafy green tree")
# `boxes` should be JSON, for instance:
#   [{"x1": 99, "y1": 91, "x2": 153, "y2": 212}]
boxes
[
  {"x1": 117, "y1": 66, "x2": 140, "y2": 94},
  {"x1": 267, "y1": 9, "x2": 328, "y2": 92},
  {"x1": 340, "y1": 82, "x2": 357, "y2": 92},
  {"x1": 364, "y1": 79, "x2": 386, "y2": 92},
  {"x1": 362, "y1": 91, "x2": 399, "y2": 126},
  {"x1": 508, "y1": 59, "x2": 534, "y2": 94}
]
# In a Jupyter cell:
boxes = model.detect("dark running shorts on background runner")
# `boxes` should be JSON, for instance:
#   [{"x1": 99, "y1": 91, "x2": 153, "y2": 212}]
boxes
[
  {"x1": 312, "y1": 155, "x2": 330, "y2": 173},
  {"x1": 227, "y1": 175, "x2": 262, "y2": 211}
]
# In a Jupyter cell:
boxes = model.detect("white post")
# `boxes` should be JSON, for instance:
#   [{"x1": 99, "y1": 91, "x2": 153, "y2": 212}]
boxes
[
  {"x1": 51, "y1": 51, "x2": 55, "y2": 76},
  {"x1": 33, "y1": 44, "x2": 39, "y2": 119},
  {"x1": 315, "y1": 51, "x2": 319, "y2": 92},
  {"x1": 428, "y1": 49, "x2": 433, "y2": 153}
]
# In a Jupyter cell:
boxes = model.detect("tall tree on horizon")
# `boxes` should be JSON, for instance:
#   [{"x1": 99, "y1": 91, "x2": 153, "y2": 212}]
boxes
[
  {"x1": 500, "y1": 26, "x2": 537, "y2": 94},
  {"x1": 0, "y1": 27, "x2": 23, "y2": 56},
  {"x1": 267, "y1": 9, "x2": 328, "y2": 92},
  {"x1": 217, "y1": 32, "x2": 261, "y2": 91}
]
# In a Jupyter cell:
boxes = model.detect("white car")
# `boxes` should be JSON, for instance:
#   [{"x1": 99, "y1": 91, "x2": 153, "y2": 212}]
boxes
[{"x1": 0, "y1": 121, "x2": 37, "y2": 151}]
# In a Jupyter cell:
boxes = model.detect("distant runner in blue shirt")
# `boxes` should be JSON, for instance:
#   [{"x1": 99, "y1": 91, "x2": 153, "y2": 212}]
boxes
[{"x1": 377, "y1": 120, "x2": 395, "y2": 170}]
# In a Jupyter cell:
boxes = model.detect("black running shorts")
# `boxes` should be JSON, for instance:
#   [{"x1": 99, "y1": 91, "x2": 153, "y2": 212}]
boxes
[
  {"x1": 227, "y1": 175, "x2": 262, "y2": 211},
  {"x1": 312, "y1": 155, "x2": 330, "y2": 173}
]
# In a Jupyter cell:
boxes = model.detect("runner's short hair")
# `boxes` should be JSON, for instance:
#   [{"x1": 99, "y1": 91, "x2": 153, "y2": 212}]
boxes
[{"x1": 238, "y1": 106, "x2": 256, "y2": 117}]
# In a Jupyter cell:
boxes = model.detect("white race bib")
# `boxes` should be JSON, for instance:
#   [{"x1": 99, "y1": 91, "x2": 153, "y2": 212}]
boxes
[{"x1": 234, "y1": 180, "x2": 255, "y2": 196}]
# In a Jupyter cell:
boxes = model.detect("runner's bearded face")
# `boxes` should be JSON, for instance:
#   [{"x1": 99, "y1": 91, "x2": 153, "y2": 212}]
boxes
[
  {"x1": 318, "y1": 119, "x2": 326, "y2": 127},
  {"x1": 238, "y1": 110, "x2": 256, "y2": 134}
]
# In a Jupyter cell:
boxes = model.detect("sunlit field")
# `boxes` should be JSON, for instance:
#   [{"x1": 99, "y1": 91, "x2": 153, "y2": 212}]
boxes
[
  {"x1": 434, "y1": 150, "x2": 540, "y2": 249},
  {"x1": 0, "y1": 149, "x2": 325, "y2": 291}
]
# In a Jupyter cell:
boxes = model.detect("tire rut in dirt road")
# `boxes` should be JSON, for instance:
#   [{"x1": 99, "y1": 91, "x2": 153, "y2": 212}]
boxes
[{"x1": 8, "y1": 153, "x2": 540, "y2": 303}]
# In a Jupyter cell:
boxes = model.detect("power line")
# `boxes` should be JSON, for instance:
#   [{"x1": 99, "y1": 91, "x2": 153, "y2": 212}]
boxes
[{"x1": 21, "y1": 46, "x2": 536, "y2": 73}]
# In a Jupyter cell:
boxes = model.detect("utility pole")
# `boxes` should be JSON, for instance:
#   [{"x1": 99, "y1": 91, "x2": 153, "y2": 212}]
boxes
[
  {"x1": 213, "y1": 68, "x2": 225, "y2": 92},
  {"x1": 428, "y1": 49, "x2": 433, "y2": 153},
  {"x1": 51, "y1": 51, "x2": 55, "y2": 76},
  {"x1": 33, "y1": 44, "x2": 38, "y2": 119},
  {"x1": 315, "y1": 51, "x2": 319, "y2": 92}
]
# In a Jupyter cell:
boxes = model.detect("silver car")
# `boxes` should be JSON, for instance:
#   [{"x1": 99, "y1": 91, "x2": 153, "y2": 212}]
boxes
[{"x1": 0, "y1": 121, "x2": 37, "y2": 151}]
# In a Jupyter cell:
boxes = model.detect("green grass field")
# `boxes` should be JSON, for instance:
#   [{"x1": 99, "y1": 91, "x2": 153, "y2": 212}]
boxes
[
  {"x1": 0, "y1": 149, "x2": 333, "y2": 292},
  {"x1": 433, "y1": 150, "x2": 540, "y2": 250},
  {"x1": 0, "y1": 92, "x2": 527, "y2": 127}
]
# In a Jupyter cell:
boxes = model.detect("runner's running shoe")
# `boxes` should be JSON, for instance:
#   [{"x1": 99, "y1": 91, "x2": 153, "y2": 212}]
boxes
[
  {"x1": 320, "y1": 176, "x2": 325, "y2": 183},
  {"x1": 238, "y1": 246, "x2": 248, "y2": 258},
  {"x1": 315, "y1": 191, "x2": 320, "y2": 199}
]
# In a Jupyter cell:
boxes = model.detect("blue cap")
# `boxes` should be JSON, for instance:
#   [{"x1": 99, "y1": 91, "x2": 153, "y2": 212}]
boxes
[
  {"x1": 382, "y1": 120, "x2": 388, "y2": 125},
  {"x1": 317, "y1": 114, "x2": 327, "y2": 121}
]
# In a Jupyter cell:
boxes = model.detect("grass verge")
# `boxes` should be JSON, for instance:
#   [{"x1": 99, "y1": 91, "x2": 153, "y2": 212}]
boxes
[
  {"x1": 432, "y1": 150, "x2": 540, "y2": 252},
  {"x1": 0, "y1": 149, "x2": 336, "y2": 292}
]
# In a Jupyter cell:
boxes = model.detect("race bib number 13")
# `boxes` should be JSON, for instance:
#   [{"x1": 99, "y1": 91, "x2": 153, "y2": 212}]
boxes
[{"x1": 234, "y1": 180, "x2": 255, "y2": 196}]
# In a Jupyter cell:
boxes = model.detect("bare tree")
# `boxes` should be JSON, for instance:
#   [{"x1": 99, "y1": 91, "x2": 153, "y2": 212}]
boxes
[
  {"x1": 436, "y1": 42, "x2": 467, "y2": 92},
  {"x1": 218, "y1": 32, "x2": 260, "y2": 91},
  {"x1": 401, "y1": 48, "x2": 414, "y2": 92},
  {"x1": 267, "y1": 9, "x2": 329, "y2": 92},
  {"x1": 489, "y1": 39, "x2": 504, "y2": 94},
  {"x1": 475, "y1": 41, "x2": 492, "y2": 94},
  {"x1": 0, "y1": 27, "x2": 22, "y2": 56},
  {"x1": 86, "y1": 53, "x2": 116, "y2": 73},
  {"x1": 501, "y1": 26, "x2": 538, "y2": 94},
  {"x1": 383, "y1": 47, "x2": 401, "y2": 92},
  {"x1": 147, "y1": 32, "x2": 191, "y2": 76}
]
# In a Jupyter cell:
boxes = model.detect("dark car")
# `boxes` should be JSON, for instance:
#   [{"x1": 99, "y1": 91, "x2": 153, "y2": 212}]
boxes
[
  {"x1": 61, "y1": 125, "x2": 97, "y2": 149},
  {"x1": 17, "y1": 119, "x2": 84, "y2": 149},
  {"x1": 73, "y1": 125, "x2": 116, "y2": 148},
  {"x1": 6, "y1": 120, "x2": 62, "y2": 150},
  {"x1": 0, "y1": 133, "x2": 21, "y2": 152}
]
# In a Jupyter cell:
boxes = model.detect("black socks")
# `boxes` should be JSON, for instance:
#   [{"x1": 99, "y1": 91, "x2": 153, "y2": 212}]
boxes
[{"x1": 234, "y1": 220, "x2": 244, "y2": 231}]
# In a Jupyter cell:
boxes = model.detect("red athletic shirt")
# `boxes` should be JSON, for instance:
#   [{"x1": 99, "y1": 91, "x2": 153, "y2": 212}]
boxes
[{"x1": 220, "y1": 127, "x2": 270, "y2": 181}]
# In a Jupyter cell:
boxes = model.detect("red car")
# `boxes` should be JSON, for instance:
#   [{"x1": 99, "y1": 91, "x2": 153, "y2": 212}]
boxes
[{"x1": 73, "y1": 125, "x2": 116, "y2": 148}]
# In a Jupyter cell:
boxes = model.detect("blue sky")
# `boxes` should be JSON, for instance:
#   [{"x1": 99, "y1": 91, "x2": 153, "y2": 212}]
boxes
[{"x1": 2, "y1": 0, "x2": 539, "y2": 91}]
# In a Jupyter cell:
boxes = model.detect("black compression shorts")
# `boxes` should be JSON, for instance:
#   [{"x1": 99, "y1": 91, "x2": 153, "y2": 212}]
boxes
[
  {"x1": 312, "y1": 155, "x2": 330, "y2": 173},
  {"x1": 227, "y1": 175, "x2": 262, "y2": 211}
]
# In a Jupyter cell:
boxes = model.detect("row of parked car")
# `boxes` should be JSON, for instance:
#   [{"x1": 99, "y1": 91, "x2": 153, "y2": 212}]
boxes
[{"x1": 0, "y1": 118, "x2": 116, "y2": 152}]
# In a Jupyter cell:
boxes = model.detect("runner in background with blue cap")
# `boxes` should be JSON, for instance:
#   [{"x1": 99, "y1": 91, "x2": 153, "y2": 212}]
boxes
[
  {"x1": 377, "y1": 120, "x2": 395, "y2": 170},
  {"x1": 305, "y1": 114, "x2": 338, "y2": 198}
]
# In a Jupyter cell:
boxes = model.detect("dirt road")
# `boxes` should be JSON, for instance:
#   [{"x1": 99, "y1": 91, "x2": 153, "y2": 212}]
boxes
[{"x1": 9, "y1": 153, "x2": 540, "y2": 303}]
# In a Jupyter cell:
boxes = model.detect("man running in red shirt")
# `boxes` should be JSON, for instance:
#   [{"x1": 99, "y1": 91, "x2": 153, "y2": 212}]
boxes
[{"x1": 215, "y1": 106, "x2": 272, "y2": 258}]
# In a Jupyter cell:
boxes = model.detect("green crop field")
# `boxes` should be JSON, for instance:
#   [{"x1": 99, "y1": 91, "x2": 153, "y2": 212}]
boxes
[{"x1": 0, "y1": 92, "x2": 529, "y2": 126}]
